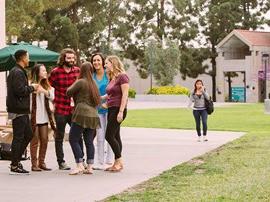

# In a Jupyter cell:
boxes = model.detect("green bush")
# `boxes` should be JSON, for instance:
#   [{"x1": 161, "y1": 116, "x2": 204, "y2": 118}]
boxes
[
  {"x1": 128, "y1": 88, "x2": 136, "y2": 98},
  {"x1": 147, "y1": 85, "x2": 190, "y2": 95}
]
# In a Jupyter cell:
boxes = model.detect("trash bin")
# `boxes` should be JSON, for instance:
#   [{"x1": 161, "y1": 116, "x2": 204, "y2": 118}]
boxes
[{"x1": 264, "y1": 99, "x2": 270, "y2": 114}]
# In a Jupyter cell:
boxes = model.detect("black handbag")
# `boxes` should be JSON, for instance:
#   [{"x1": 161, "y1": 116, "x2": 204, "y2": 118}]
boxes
[{"x1": 205, "y1": 97, "x2": 214, "y2": 115}]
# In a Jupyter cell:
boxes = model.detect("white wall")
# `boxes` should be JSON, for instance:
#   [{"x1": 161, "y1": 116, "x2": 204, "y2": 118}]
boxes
[
  {"x1": 125, "y1": 60, "x2": 213, "y2": 96},
  {"x1": 0, "y1": 0, "x2": 6, "y2": 111}
]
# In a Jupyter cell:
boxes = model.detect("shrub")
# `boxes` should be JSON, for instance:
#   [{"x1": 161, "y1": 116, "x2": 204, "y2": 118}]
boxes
[
  {"x1": 147, "y1": 85, "x2": 190, "y2": 95},
  {"x1": 128, "y1": 88, "x2": 136, "y2": 98}
]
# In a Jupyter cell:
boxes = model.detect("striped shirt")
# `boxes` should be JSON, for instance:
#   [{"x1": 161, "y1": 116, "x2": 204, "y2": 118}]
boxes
[{"x1": 49, "y1": 66, "x2": 80, "y2": 115}]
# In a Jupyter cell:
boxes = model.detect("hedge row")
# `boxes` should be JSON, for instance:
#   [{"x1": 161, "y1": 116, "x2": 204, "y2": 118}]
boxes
[{"x1": 147, "y1": 85, "x2": 190, "y2": 95}]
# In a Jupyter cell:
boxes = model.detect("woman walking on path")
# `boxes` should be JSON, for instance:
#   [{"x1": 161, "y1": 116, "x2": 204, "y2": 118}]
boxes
[
  {"x1": 91, "y1": 53, "x2": 114, "y2": 170},
  {"x1": 66, "y1": 62, "x2": 100, "y2": 175},
  {"x1": 188, "y1": 79, "x2": 209, "y2": 142},
  {"x1": 103, "y1": 55, "x2": 129, "y2": 172},
  {"x1": 30, "y1": 64, "x2": 56, "y2": 171}
]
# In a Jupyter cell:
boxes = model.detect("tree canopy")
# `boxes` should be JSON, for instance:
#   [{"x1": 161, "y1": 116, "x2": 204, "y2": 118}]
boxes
[{"x1": 5, "y1": 0, "x2": 270, "y2": 95}]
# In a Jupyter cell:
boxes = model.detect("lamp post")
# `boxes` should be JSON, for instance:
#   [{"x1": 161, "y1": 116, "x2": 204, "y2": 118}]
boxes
[
  {"x1": 262, "y1": 53, "x2": 269, "y2": 99},
  {"x1": 148, "y1": 41, "x2": 154, "y2": 92}
]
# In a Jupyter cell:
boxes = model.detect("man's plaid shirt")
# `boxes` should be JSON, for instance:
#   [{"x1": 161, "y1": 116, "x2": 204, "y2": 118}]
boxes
[{"x1": 49, "y1": 66, "x2": 80, "y2": 116}]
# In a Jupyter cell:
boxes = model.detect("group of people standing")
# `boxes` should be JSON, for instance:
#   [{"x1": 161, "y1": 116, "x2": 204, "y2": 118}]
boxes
[{"x1": 6, "y1": 48, "x2": 129, "y2": 175}]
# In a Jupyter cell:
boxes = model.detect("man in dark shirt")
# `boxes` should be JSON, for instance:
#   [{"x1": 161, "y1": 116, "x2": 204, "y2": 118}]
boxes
[
  {"x1": 49, "y1": 48, "x2": 80, "y2": 170},
  {"x1": 7, "y1": 49, "x2": 38, "y2": 175}
]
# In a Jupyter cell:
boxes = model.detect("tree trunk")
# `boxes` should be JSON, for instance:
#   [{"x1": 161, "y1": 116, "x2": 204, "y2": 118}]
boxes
[
  {"x1": 211, "y1": 45, "x2": 217, "y2": 101},
  {"x1": 157, "y1": 0, "x2": 165, "y2": 41},
  {"x1": 106, "y1": 0, "x2": 113, "y2": 54},
  {"x1": 228, "y1": 73, "x2": 232, "y2": 102}
]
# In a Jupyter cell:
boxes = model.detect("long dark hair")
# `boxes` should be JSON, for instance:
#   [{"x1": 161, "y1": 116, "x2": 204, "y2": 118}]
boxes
[
  {"x1": 90, "y1": 52, "x2": 105, "y2": 72},
  {"x1": 79, "y1": 62, "x2": 100, "y2": 107},
  {"x1": 57, "y1": 48, "x2": 76, "y2": 67},
  {"x1": 193, "y1": 79, "x2": 204, "y2": 94},
  {"x1": 31, "y1": 64, "x2": 51, "y2": 90}
]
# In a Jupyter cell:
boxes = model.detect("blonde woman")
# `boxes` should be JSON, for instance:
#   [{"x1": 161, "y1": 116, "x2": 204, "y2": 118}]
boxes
[{"x1": 102, "y1": 55, "x2": 129, "y2": 172}]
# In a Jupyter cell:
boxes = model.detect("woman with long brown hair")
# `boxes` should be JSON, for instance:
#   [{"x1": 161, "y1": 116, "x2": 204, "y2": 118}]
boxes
[
  {"x1": 188, "y1": 79, "x2": 210, "y2": 142},
  {"x1": 102, "y1": 55, "x2": 129, "y2": 172},
  {"x1": 30, "y1": 64, "x2": 56, "y2": 171},
  {"x1": 66, "y1": 62, "x2": 100, "y2": 175}
]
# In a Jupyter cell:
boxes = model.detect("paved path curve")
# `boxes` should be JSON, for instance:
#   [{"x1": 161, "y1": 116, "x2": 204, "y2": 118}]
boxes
[{"x1": 0, "y1": 127, "x2": 244, "y2": 202}]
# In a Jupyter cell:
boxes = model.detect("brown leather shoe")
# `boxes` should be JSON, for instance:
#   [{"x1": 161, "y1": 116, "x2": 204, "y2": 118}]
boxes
[
  {"x1": 32, "y1": 166, "x2": 42, "y2": 172},
  {"x1": 39, "y1": 164, "x2": 52, "y2": 171}
]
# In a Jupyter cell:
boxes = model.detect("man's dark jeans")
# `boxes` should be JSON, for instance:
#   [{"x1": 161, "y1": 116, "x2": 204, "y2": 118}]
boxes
[
  {"x1": 11, "y1": 115, "x2": 33, "y2": 166},
  {"x1": 54, "y1": 113, "x2": 83, "y2": 165}
]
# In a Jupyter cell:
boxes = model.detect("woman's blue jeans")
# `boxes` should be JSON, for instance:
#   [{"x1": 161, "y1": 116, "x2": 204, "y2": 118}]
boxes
[
  {"x1": 192, "y1": 109, "x2": 208, "y2": 136},
  {"x1": 69, "y1": 122, "x2": 95, "y2": 164}
]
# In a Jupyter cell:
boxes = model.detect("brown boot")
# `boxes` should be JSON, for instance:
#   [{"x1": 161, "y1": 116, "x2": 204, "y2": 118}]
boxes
[
  {"x1": 30, "y1": 132, "x2": 39, "y2": 170},
  {"x1": 39, "y1": 126, "x2": 49, "y2": 170},
  {"x1": 39, "y1": 163, "x2": 52, "y2": 171},
  {"x1": 32, "y1": 166, "x2": 42, "y2": 171}
]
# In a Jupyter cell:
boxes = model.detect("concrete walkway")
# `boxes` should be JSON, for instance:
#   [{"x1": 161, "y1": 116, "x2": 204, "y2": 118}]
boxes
[{"x1": 0, "y1": 127, "x2": 244, "y2": 202}]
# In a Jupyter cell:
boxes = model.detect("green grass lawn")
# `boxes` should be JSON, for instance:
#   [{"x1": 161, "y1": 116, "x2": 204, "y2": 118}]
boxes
[{"x1": 106, "y1": 104, "x2": 270, "y2": 202}]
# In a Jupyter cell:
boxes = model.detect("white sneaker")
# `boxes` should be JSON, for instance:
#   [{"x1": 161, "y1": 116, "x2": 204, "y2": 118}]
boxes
[
  {"x1": 203, "y1": 136, "x2": 208, "y2": 141},
  {"x1": 197, "y1": 136, "x2": 201, "y2": 142},
  {"x1": 92, "y1": 163, "x2": 104, "y2": 170},
  {"x1": 105, "y1": 161, "x2": 113, "y2": 165}
]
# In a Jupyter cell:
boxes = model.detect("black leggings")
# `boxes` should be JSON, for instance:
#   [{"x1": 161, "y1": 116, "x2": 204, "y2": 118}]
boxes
[{"x1": 105, "y1": 107, "x2": 127, "y2": 159}]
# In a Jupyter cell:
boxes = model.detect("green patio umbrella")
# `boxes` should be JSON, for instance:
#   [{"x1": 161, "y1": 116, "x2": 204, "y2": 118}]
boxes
[{"x1": 0, "y1": 42, "x2": 59, "y2": 72}]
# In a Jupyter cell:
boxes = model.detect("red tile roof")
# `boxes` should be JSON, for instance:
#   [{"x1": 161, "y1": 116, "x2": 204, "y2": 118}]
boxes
[{"x1": 235, "y1": 29, "x2": 270, "y2": 46}]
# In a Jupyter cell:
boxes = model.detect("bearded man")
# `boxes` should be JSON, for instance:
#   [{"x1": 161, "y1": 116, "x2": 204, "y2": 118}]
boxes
[{"x1": 49, "y1": 48, "x2": 81, "y2": 170}]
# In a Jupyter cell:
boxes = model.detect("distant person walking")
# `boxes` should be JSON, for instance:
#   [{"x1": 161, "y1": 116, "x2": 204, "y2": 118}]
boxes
[
  {"x1": 103, "y1": 55, "x2": 129, "y2": 172},
  {"x1": 6, "y1": 50, "x2": 38, "y2": 175},
  {"x1": 67, "y1": 62, "x2": 100, "y2": 175},
  {"x1": 30, "y1": 64, "x2": 56, "y2": 171},
  {"x1": 49, "y1": 48, "x2": 81, "y2": 170},
  {"x1": 91, "y1": 53, "x2": 113, "y2": 169},
  {"x1": 188, "y1": 79, "x2": 209, "y2": 142}
]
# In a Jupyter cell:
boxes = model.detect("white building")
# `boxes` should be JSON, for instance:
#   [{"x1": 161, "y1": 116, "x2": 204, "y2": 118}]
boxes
[
  {"x1": 0, "y1": 1, "x2": 6, "y2": 111},
  {"x1": 216, "y1": 29, "x2": 270, "y2": 103}
]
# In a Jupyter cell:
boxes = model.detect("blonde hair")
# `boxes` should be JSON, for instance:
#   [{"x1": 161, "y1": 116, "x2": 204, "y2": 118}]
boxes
[{"x1": 106, "y1": 55, "x2": 125, "y2": 80}]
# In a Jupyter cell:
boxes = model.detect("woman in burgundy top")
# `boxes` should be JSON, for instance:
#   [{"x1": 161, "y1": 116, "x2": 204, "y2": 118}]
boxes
[{"x1": 102, "y1": 55, "x2": 129, "y2": 172}]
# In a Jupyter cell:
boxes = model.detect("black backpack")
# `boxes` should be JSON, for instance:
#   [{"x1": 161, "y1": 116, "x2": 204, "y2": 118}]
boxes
[
  {"x1": 205, "y1": 97, "x2": 214, "y2": 115},
  {"x1": 0, "y1": 143, "x2": 12, "y2": 160},
  {"x1": 0, "y1": 143, "x2": 28, "y2": 161}
]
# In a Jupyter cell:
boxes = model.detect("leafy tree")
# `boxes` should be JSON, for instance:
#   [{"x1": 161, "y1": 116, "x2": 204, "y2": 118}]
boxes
[
  {"x1": 198, "y1": 0, "x2": 267, "y2": 101},
  {"x1": 145, "y1": 40, "x2": 181, "y2": 86},
  {"x1": 6, "y1": 0, "x2": 75, "y2": 37},
  {"x1": 180, "y1": 47, "x2": 210, "y2": 80},
  {"x1": 6, "y1": 0, "x2": 43, "y2": 37}
]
